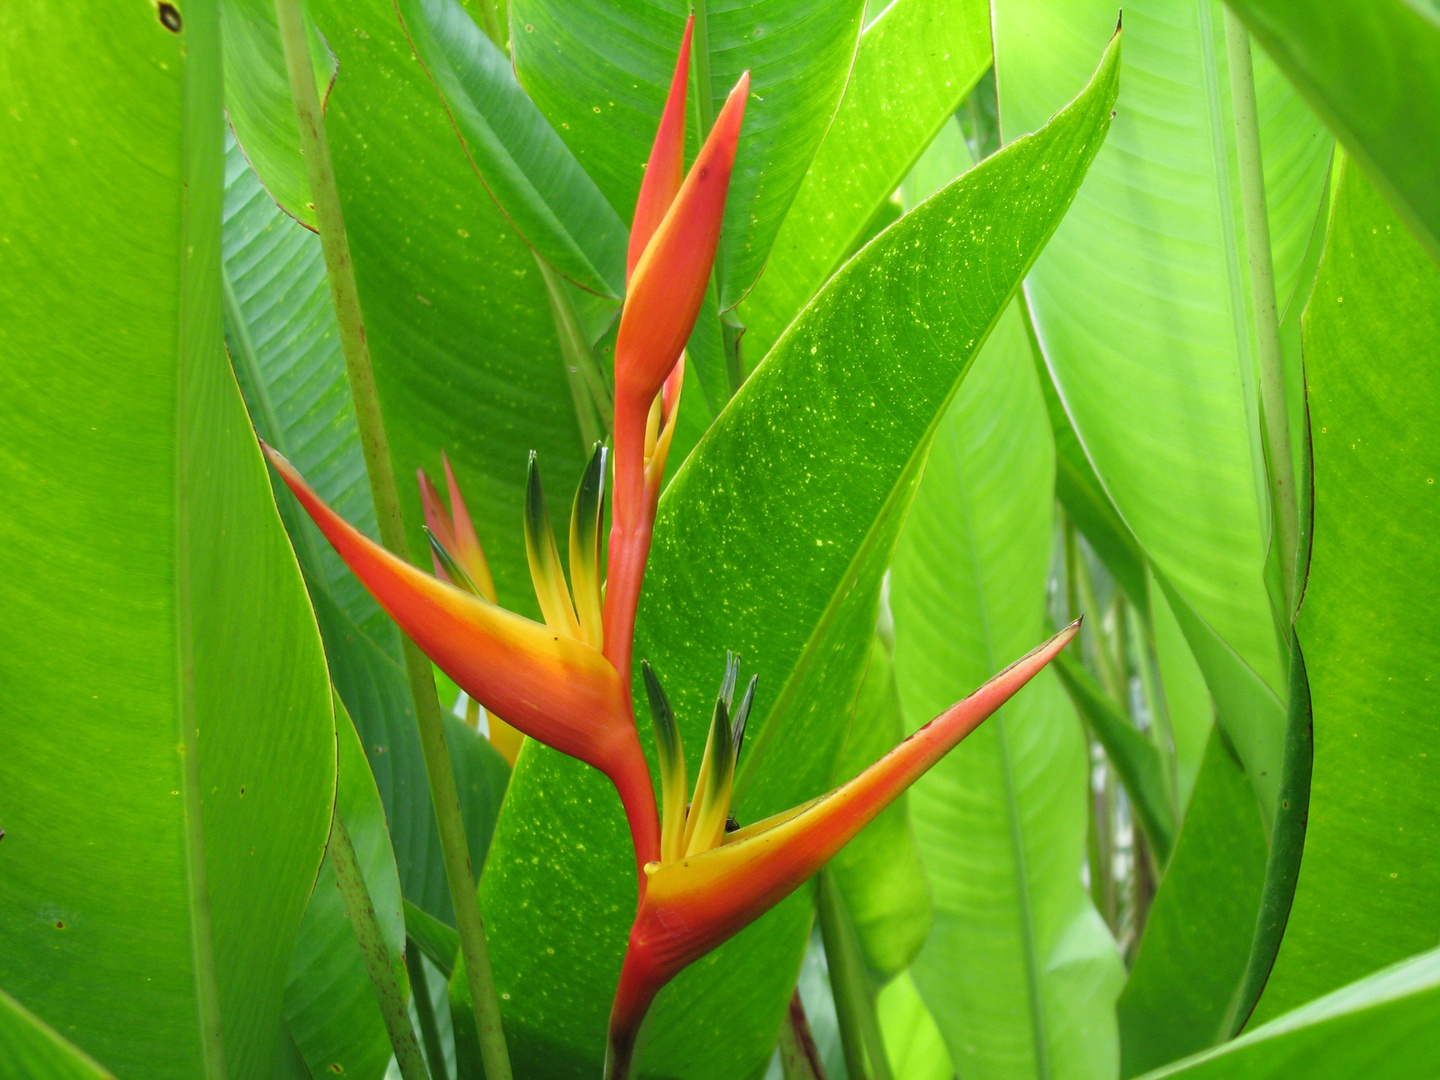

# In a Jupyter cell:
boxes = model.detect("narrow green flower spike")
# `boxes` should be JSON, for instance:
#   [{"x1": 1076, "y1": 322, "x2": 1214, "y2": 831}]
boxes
[
  {"x1": 525, "y1": 451, "x2": 584, "y2": 641},
  {"x1": 568, "y1": 443, "x2": 608, "y2": 651}
]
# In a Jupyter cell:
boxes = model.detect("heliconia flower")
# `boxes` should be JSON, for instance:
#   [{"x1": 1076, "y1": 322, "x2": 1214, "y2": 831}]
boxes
[
  {"x1": 261, "y1": 441, "x2": 661, "y2": 869},
  {"x1": 605, "y1": 49, "x2": 751, "y2": 687},
  {"x1": 604, "y1": 621, "x2": 1081, "y2": 1079}
]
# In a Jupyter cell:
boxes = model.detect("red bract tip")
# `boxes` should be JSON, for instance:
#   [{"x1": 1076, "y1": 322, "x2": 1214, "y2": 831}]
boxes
[{"x1": 627, "y1": 16, "x2": 693, "y2": 282}]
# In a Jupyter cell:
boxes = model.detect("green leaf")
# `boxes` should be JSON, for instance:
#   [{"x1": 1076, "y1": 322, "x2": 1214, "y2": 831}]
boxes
[
  {"x1": 223, "y1": 97, "x2": 510, "y2": 928},
  {"x1": 223, "y1": 0, "x2": 337, "y2": 229},
  {"x1": 1117, "y1": 728, "x2": 1268, "y2": 1076},
  {"x1": 827, "y1": 636, "x2": 934, "y2": 983},
  {"x1": 0, "y1": 991, "x2": 116, "y2": 1080},
  {"x1": 891, "y1": 301, "x2": 1124, "y2": 1080},
  {"x1": 739, "y1": 0, "x2": 993, "y2": 359},
  {"x1": 304, "y1": 0, "x2": 592, "y2": 619},
  {"x1": 0, "y1": 5, "x2": 336, "y2": 1076},
  {"x1": 993, "y1": 0, "x2": 1330, "y2": 821},
  {"x1": 406, "y1": 901, "x2": 462, "y2": 978},
  {"x1": 1249, "y1": 160, "x2": 1440, "y2": 1020},
  {"x1": 510, "y1": 0, "x2": 866, "y2": 309},
  {"x1": 1135, "y1": 946, "x2": 1440, "y2": 1079},
  {"x1": 1150, "y1": 569, "x2": 1216, "y2": 813},
  {"x1": 396, "y1": 0, "x2": 629, "y2": 297},
  {"x1": 876, "y1": 973, "x2": 954, "y2": 1080},
  {"x1": 1225, "y1": 0, "x2": 1440, "y2": 263},
  {"x1": 284, "y1": 702, "x2": 408, "y2": 1080},
  {"x1": 479, "y1": 34, "x2": 1121, "y2": 1080},
  {"x1": 1053, "y1": 652, "x2": 1176, "y2": 864}
]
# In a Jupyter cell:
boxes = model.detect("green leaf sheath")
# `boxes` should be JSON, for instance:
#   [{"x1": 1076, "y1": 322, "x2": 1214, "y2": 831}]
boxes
[
  {"x1": 1118, "y1": 730, "x2": 1268, "y2": 1075},
  {"x1": 1135, "y1": 947, "x2": 1440, "y2": 1079},
  {"x1": 395, "y1": 0, "x2": 629, "y2": 297},
  {"x1": 739, "y1": 0, "x2": 993, "y2": 360},
  {"x1": 0, "y1": 991, "x2": 117, "y2": 1080},
  {"x1": 0, "y1": 4, "x2": 335, "y2": 1077},
  {"x1": 1250, "y1": 161, "x2": 1440, "y2": 1021},
  {"x1": 284, "y1": 703, "x2": 413, "y2": 1080},
  {"x1": 510, "y1": 0, "x2": 866, "y2": 308},
  {"x1": 478, "y1": 34, "x2": 1121, "y2": 1080},
  {"x1": 993, "y1": 0, "x2": 1330, "y2": 822},
  {"x1": 891, "y1": 302, "x2": 1124, "y2": 1080},
  {"x1": 1224, "y1": 0, "x2": 1440, "y2": 263},
  {"x1": 302, "y1": 0, "x2": 591, "y2": 621}
]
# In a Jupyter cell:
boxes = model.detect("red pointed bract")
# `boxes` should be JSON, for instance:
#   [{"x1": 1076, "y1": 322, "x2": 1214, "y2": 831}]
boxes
[
  {"x1": 264, "y1": 443, "x2": 661, "y2": 865},
  {"x1": 627, "y1": 16, "x2": 693, "y2": 282},
  {"x1": 607, "y1": 623, "x2": 1080, "y2": 1069},
  {"x1": 441, "y1": 451, "x2": 494, "y2": 601}
]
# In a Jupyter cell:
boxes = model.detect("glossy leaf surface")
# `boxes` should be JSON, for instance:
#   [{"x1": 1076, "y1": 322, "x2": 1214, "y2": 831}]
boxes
[
  {"x1": 1137, "y1": 947, "x2": 1440, "y2": 1079},
  {"x1": 1252, "y1": 160, "x2": 1440, "y2": 1021},
  {"x1": 892, "y1": 302, "x2": 1124, "y2": 1080},
  {"x1": 479, "y1": 36, "x2": 1121, "y2": 1079},
  {"x1": 510, "y1": 0, "x2": 866, "y2": 308},
  {"x1": 1225, "y1": 0, "x2": 1440, "y2": 262},
  {"x1": 223, "y1": 141, "x2": 510, "y2": 926},
  {"x1": 307, "y1": 0, "x2": 591, "y2": 618},
  {"x1": 0, "y1": 992, "x2": 116, "y2": 1080},
  {"x1": 740, "y1": 0, "x2": 993, "y2": 359},
  {"x1": 994, "y1": 0, "x2": 1329, "y2": 816},
  {"x1": 0, "y1": 5, "x2": 335, "y2": 1075},
  {"x1": 397, "y1": 0, "x2": 629, "y2": 297}
]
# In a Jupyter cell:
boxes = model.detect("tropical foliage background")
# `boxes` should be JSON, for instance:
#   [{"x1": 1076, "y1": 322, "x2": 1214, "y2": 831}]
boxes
[{"x1": 1, "y1": 0, "x2": 1438, "y2": 1079}]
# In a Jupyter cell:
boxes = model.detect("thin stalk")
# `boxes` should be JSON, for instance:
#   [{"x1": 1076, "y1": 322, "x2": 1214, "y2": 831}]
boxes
[
  {"x1": 535, "y1": 253, "x2": 611, "y2": 446},
  {"x1": 327, "y1": 811, "x2": 431, "y2": 1080},
  {"x1": 1063, "y1": 513, "x2": 1080, "y2": 624},
  {"x1": 816, "y1": 873, "x2": 894, "y2": 1080},
  {"x1": 1224, "y1": 8, "x2": 1297, "y2": 613},
  {"x1": 778, "y1": 990, "x2": 829, "y2": 1080},
  {"x1": 1074, "y1": 549, "x2": 1122, "y2": 702},
  {"x1": 406, "y1": 946, "x2": 450, "y2": 1080},
  {"x1": 273, "y1": 4, "x2": 512, "y2": 1077}
]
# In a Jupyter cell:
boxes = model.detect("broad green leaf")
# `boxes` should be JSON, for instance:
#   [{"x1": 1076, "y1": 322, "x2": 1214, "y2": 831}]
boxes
[
  {"x1": 510, "y1": 0, "x2": 866, "y2": 309},
  {"x1": 1054, "y1": 652, "x2": 1176, "y2": 863},
  {"x1": 993, "y1": 0, "x2": 1330, "y2": 820},
  {"x1": 1225, "y1": 0, "x2": 1440, "y2": 263},
  {"x1": 828, "y1": 636, "x2": 934, "y2": 982},
  {"x1": 305, "y1": 0, "x2": 592, "y2": 619},
  {"x1": 876, "y1": 974, "x2": 954, "y2": 1080},
  {"x1": 1117, "y1": 729, "x2": 1267, "y2": 1076},
  {"x1": 0, "y1": 991, "x2": 116, "y2": 1080},
  {"x1": 891, "y1": 302, "x2": 1123, "y2": 1080},
  {"x1": 223, "y1": 0, "x2": 336, "y2": 229},
  {"x1": 1250, "y1": 161, "x2": 1440, "y2": 1021},
  {"x1": 222, "y1": 140, "x2": 510, "y2": 926},
  {"x1": 284, "y1": 702, "x2": 408, "y2": 1080},
  {"x1": 739, "y1": 0, "x2": 993, "y2": 360},
  {"x1": 1136, "y1": 946, "x2": 1440, "y2": 1079},
  {"x1": 396, "y1": 0, "x2": 629, "y2": 297},
  {"x1": 479, "y1": 37, "x2": 1121, "y2": 1080},
  {"x1": 1150, "y1": 568, "x2": 1215, "y2": 813},
  {"x1": 0, "y1": 4, "x2": 335, "y2": 1076}
]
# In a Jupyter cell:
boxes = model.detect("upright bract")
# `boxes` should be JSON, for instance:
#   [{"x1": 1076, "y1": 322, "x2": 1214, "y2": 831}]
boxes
[{"x1": 604, "y1": 57, "x2": 752, "y2": 684}]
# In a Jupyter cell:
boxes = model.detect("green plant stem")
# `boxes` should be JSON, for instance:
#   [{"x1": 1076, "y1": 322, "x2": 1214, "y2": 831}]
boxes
[
  {"x1": 327, "y1": 811, "x2": 431, "y2": 1080},
  {"x1": 406, "y1": 946, "x2": 449, "y2": 1079},
  {"x1": 535, "y1": 253, "x2": 611, "y2": 446},
  {"x1": 1224, "y1": 8, "x2": 1297, "y2": 614},
  {"x1": 273, "y1": 4, "x2": 512, "y2": 1078},
  {"x1": 816, "y1": 873, "x2": 893, "y2": 1080}
]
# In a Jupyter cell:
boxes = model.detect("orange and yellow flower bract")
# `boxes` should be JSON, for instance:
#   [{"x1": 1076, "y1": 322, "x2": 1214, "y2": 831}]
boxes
[
  {"x1": 261, "y1": 443, "x2": 660, "y2": 869},
  {"x1": 605, "y1": 621, "x2": 1080, "y2": 1079}
]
